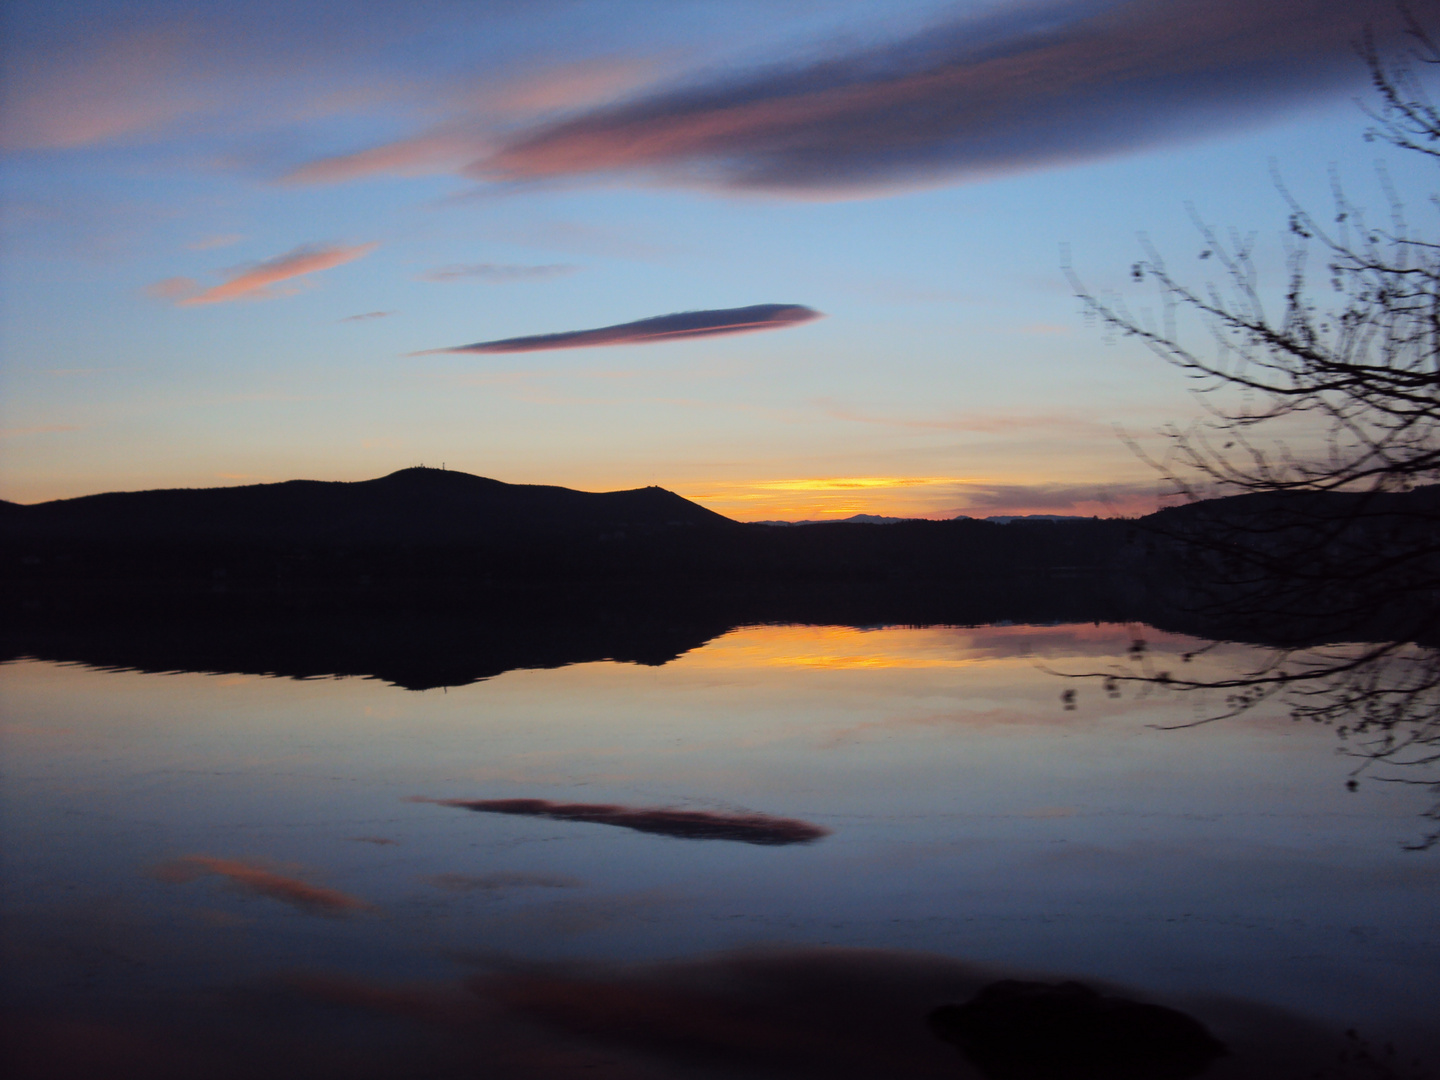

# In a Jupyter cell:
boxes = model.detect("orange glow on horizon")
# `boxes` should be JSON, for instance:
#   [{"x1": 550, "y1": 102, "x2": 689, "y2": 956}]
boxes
[
  {"x1": 750, "y1": 476, "x2": 963, "y2": 491},
  {"x1": 678, "y1": 475, "x2": 1151, "y2": 522}
]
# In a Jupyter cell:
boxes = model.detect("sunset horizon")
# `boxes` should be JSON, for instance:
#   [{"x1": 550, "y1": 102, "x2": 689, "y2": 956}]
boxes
[
  {"x1": 5, "y1": 0, "x2": 1424, "y2": 520},
  {"x1": 4, "y1": 3, "x2": 1437, "y2": 1077}
]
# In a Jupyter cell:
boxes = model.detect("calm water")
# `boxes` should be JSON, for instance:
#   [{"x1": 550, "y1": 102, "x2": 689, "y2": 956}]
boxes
[{"x1": 3, "y1": 621, "x2": 1437, "y2": 1078}]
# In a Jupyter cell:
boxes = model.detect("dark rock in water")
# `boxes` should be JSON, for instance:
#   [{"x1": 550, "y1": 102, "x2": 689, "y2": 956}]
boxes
[{"x1": 928, "y1": 980, "x2": 1227, "y2": 1080}]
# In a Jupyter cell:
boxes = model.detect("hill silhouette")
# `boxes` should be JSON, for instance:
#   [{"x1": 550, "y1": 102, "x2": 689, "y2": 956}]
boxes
[
  {"x1": 0, "y1": 466, "x2": 1134, "y2": 589},
  {"x1": 1, "y1": 467, "x2": 732, "y2": 545}
]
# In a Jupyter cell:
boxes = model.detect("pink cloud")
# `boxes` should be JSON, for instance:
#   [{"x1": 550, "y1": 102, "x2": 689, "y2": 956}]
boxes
[
  {"x1": 167, "y1": 243, "x2": 378, "y2": 306},
  {"x1": 0, "y1": 14, "x2": 438, "y2": 153},
  {"x1": 285, "y1": 132, "x2": 484, "y2": 185},
  {"x1": 145, "y1": 277, "x2": 200, "y2": 302},
  {"x1": 284, "y1": 57, "x2": 667, "y2": 185},
  {"x1": 484, "y1": 56, "x2": 667, "y2": 116},
  {"x1": 465, "y1": 0, "x2": 1407, "y2": 195},
  {"x1": 0, "y1": 26, "x2": 209, "y2": 150}
]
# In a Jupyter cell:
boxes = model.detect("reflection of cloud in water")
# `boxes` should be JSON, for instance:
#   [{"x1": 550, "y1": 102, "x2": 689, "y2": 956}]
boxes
[
  {"x1": 820, "y1": 707, "x2": 1040, "y2": 746},
  {"x1": 411, "y1": 797, "x2": 830, "y2": 845},
  {"x1": 150, "y1": 856, "x2": 371, "y2": 916},
  {"x1": 426, "y1": 872, "x2": 581, "y2": 892},
  {"x1": 277, "y1": 947, "x2": 1403, "y2": 1080}
]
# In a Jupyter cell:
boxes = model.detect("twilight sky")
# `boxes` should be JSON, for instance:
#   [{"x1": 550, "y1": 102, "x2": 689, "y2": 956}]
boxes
[{"x1": 1, "y1": 0, "x2": 1433, "y2": 519}]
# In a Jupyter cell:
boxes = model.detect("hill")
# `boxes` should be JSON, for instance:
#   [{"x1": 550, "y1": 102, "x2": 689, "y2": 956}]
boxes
[
  {"x1": 1, "y1": 467, "x2": 733, "y2": 545},
  {"x1": 0, "y1": 467, "x2": 1130, "y2": 591}
]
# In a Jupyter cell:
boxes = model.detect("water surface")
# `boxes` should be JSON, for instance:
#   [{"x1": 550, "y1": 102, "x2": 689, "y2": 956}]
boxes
[{"x1": 3, "y1": 622, "x2": 1436, "y2": 1078}]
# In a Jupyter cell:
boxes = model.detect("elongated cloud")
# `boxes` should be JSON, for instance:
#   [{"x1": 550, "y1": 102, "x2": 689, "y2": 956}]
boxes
[
  {"x1": 427, "y1": 871, "x2": 581, "y2": 891},
  {"x1": 151, "y1": 856, "x2": 371, "y2": 915},
  {"x1": 419, "y1": 263, "x2": 577, "y2": 283},
  {"x1": 283, "y1": 57, "x2": 667, "y2": 184},
  {"x1": 0, "y1": 424, "x2": 81, "y2": 438},
  {"x1": 954, "y1": 481, "x2": 1157, "y2": 514},
  {"x1": 412, "y1": 797, "x2": 830, "y2": 845},
  {"x1": 430, "y1": 303, "x2": 820, "y2": 354},
  {"x1": 164, "y1": 243, "x2": 377, "y2": 306},
  {"x1": 471, "y1": 0, "x2": 1410, "y2": 194}
]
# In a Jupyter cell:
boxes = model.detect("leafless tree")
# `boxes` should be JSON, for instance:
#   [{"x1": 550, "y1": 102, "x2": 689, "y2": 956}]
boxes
[{"x1": 1067, "y1": 13, "x2": 1440, "y2": 847}]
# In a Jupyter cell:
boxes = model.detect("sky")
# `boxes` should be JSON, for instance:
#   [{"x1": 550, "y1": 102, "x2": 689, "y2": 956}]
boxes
[{"x1": 2, "y1": 0, "x2": 1434, "y2": 520}]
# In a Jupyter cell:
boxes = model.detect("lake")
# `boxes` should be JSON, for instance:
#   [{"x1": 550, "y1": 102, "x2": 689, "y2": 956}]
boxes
[{"x1": 3, "y1": 619, "x2": 1437, "y2": 1078}]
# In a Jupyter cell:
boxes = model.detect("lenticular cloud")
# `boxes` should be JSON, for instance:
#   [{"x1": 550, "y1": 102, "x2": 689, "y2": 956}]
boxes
[
  {"x1": 472, "y1": 0, "x2": 1410, "y2": 196},
  {"x1": 429, "y1": 303, "x2": 821, "y2": 354},
  {"x1": 411, "y1": 796, "x2": 831, "y2": 845}
]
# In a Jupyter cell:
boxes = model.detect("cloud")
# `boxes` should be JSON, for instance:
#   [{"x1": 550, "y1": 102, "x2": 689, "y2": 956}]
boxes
[
  {"x1": 951, "y1": 480, "x2": 1158, "y2": 515},
  {"x1": 426, "y1": 303, "x2": 820, "y2": 354},
  {"x1": 145, "y1": 276, "x2": 200, "y2": 302},
  {"x1": 418, "y1": 263, "x2": 578, "y2": 283},
  {"x1": 286, "y1": 947, "x2": 1365, "y2": 1080},
  {"x1": 150, "y1": 855, "x2": 371, "y2": 916},
  {"x1": 0, "y1": 25, "x2": 209, "y2": 150},
  {"x1": 0, "y1": 424, "x2": 81, "y2": 438},
  {"x1": 475, "y1": 219, "x2": 673, "y2": 260},
  {"x1": 410, "y1": 797, "x2": 830, "y2": 845},
  {"x1": 285, "y1": 131, "x2": 485, "y2": 185},
  {"x1": 754, "y1": 476, "x2": 956, "y2": 492},
  {"x1": 468, "y1": 0, "x2": 1406, "y2": 195},
  {"x1": 188, "y1": 233, "x2": 244, "y2": 251},
  {"x1": 342, "y1": 310, "x2": 395, "y2": 322},
  {"x1": 163, "y1": 243, "x2": 378, "y2": 306},
  {"x1": 819, "y1": 402, "x2": 1108, "y2": 435},
  {"x1": 426, "y1": 872, "x2": 582, "y2": 892},
  {"x1": 283, "y1": 57, "x2": 668, "y2": 185},
  {"x1": 692, "y1": 475, "x2": 1160, "y2": 521},
  {"x1": 0, "y1": 8, "x2": 479, "y2": 154}
]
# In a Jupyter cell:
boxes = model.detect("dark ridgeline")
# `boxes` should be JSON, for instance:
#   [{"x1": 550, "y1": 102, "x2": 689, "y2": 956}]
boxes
[
  {"x1": 0, "y1": 465, "x2": 1120, "y2": 586},
  {"x1": 2, "y1": 467, "x2": 1433, "y2": 689},
  {"x1": 0, "y1": 466, "x2": 732, "y2": 546}
]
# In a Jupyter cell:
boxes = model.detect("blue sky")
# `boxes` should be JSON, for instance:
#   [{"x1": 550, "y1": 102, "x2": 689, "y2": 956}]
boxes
[{"x1": 2, "y1": 0, "x2": 1432, "y2": 518}]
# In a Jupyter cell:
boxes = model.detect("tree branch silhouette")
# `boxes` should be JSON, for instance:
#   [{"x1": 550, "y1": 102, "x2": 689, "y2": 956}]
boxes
[{"x1": 1067, "y1": 15, "x2": 1440, "y2": 848}]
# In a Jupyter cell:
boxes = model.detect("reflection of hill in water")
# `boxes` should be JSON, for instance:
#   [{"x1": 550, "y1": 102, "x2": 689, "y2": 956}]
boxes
[
  {"x1": 6, "y1": 469, "x2": 1432, "y2": 686},
  {"x1": 4, "y1": 580, "x2": 1141, "y2": 690}
]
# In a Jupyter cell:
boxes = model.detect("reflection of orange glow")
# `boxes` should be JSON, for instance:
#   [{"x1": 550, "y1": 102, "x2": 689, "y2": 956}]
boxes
[{"x1": 679, "y1": 622, "x2": 1198, "y2": 672}]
